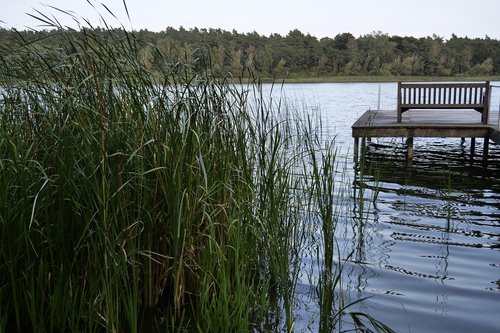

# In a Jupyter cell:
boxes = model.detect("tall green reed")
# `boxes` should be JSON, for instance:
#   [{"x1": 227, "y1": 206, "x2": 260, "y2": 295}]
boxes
[
  {"x1": 0, "y1": 3, "x2": 393, "y2": 332},
  {"x1": 306, "y1": 131, "x2": 344, "y2": 332},
  {"x1": 0, "y1": 13, "x2": 303, "y2": 332}
]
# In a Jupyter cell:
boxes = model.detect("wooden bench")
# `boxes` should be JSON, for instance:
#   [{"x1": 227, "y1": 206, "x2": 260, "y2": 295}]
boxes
[{"x1": 397, "y1": 81, "x2": 490, "y2": 124}]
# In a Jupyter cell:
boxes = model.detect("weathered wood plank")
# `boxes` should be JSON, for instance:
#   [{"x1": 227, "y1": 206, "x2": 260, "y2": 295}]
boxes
[
  {"x1": 362, "y1": 81, "x2": 497, "y2": 163},
  {"x1": 402, "y1": 103, "x2": 484, "y2": 109}
]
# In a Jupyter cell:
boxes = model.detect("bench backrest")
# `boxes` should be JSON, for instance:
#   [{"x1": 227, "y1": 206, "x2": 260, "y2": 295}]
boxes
[{"x1": 397, "y1": 81, "x2": 490, "y2": 124}]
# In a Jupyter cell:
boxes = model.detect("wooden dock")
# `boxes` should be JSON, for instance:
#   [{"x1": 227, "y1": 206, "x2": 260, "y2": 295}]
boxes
[{"x1": 352, "y1": 108, "x2": 500, "y2": 161}]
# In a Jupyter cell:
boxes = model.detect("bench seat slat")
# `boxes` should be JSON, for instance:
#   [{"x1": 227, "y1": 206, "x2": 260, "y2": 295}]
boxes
[{"x1": 401, "y1": 104, "x2": 484, "y2": 109}]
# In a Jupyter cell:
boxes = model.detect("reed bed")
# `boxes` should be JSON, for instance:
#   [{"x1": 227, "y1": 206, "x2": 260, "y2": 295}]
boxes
[{"x1": 0, "y1": 6, "x2": 392, "y2": 333}]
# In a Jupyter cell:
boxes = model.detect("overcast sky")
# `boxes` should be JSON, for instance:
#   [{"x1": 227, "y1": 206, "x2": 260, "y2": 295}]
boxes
[{"x1": 1, "y1": 0, "x2": 499, "y2": 39}]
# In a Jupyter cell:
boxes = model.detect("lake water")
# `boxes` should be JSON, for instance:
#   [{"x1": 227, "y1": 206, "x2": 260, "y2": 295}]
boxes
[{"x1": 274, "y1": 82, "x2": 500, "y2": 332}]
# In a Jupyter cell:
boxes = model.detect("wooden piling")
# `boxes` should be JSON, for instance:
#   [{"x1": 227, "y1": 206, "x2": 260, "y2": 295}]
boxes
[
  {"x1": 406, "y1": 137, "x2": 414, "y2": 162},
  {"x1": 483, "y1": 136, "x2": 490, "y2": 160}
]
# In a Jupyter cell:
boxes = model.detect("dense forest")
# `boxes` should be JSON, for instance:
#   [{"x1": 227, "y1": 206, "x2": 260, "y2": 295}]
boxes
[{"x1": 1, "y1": 26, "x2": 500, "y2": 79}]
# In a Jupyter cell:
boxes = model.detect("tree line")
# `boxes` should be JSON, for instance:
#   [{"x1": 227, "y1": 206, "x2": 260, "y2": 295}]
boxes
[{"x1": 1, "y1": 26, "x2": 499, "y2": 78}]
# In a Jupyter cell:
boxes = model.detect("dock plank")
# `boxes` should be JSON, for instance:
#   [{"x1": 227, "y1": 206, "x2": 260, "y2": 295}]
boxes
[
  {"x1": 352, "y1": 108, "x2": 500, "y2": 161},
  {"x1": 352, "y1": 109, "x2": 499, "y2": 140}
]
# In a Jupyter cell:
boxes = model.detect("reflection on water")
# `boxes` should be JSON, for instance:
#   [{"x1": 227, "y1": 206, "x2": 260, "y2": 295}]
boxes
[
  {"x1": 346, "y1": 139, "x2": 500, "y2": 333},
  {"x1": 280, "y1": 82, "x2": 500, "y2": 333}
]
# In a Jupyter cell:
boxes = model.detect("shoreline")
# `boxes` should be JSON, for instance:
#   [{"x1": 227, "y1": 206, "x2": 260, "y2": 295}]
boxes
[{"x1": 254, "y1": 75, "x2": 500, "y2": 84}]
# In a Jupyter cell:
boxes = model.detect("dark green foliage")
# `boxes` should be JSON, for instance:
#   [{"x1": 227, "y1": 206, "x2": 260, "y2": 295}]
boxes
[{"x1": 3, "y1": 26, "x2": 500, "y2": 79}]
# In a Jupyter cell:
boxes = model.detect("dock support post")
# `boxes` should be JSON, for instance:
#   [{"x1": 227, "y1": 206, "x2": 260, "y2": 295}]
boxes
[
  {"x1": 354, "y1": 137, "x2": 359, "y2": 162},
  {"x1": 362, "y1": 137, "x2": 367, "y2": 157},
  {"x1": 483, "y1": 136, "x2": 489, "y2": 161},
  {"x1": 406, "y1": 137, "x2": 414, "y2": 162},
  {"x1": 471, "y1": 137, "x2": 476, "y2": 157}
]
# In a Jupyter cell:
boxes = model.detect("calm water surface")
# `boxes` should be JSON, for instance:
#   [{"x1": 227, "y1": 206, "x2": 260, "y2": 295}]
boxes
[{"x1": 276, "y1": 82, "x2": 500, "y2": 332}]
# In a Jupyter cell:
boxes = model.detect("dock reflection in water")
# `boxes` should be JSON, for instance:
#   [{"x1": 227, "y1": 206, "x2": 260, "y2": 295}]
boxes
[
  {"x1": 346, "y1": 138, "x2": 500, "y2": 333},
  {"x1": 268, "y1": 82, "x2": 499, "y2": 332}
]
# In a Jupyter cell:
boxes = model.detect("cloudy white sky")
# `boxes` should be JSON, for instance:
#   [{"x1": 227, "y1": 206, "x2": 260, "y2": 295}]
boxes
[{"x1": 2, "y1": 0, "x2": 499, "y2": 39}]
